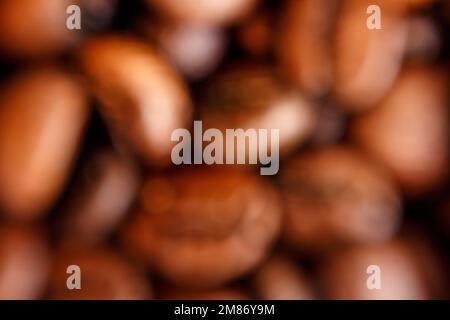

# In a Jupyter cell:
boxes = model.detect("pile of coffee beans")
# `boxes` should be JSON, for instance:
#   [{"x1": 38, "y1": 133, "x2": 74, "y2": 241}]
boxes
[{"x1": 0, "y1": 0, "x2": 448, "y2": 299}]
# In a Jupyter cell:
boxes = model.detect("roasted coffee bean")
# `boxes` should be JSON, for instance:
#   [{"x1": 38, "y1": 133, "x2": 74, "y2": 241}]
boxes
[
  {"x1": 48, "y1": 246, "x2": 151, "y2": 300},
  {"x1": 78, "y1": 35, "x2": 192, "y2": 166},
  {"x1": 351, "y1": 65, "x2": 449, "y2": 195},
  {"x1": 146, "y1": 0, "x2": 261, "y2": 26},
  {"x1": 252, "y1": 255, "x2": 315, "y2": 300},
  {"x1": 0, "y1": 0, "x2": 77, "y2": 58},
  {"x1": 0, "y1": 225, "x2": 49, "y2": 300},
  {"x1": 0, "y1": 67, "x2": 89, "y2": 220},
  {"x1": 142, "y1": 21, "x2": 227, "y2": 79},
  {"x1": 200, "y1": 65, "x2": 316, "y2": 156},
  {"x1": 122, "y1": 168, "x2": 282, "y2": 288},
  {"x1": 277, "y1": 0, "x2": 338, "y2": 97},
  {"x1": 0, "y1": 0, "x2": 117, "y2": 58},
  {"x1": 333, "y1": 0, "x2": 409, "y2": 111},
  {"x1": 61, "y1": 150, "x2": 139, "y2": 243},
  {"x1": 319, "y1": 232, "x2": 445, "y2": 299},
  {"x1": 279, "y1": 146, "x2": 402, "y2": 254},
  {"x1": 159, "y1": 287, "x2": 251, "y2": 300}
]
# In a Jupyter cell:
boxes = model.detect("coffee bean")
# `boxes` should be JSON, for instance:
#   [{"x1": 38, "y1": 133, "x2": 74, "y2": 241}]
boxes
[
  {"x1": 279, "y1": 146, "x2": 402, "y2": 254},
  {"x1": 61, "y1": 149, "x2": 139, "y2": 243},
  {"x1": 78, "y1": 35, "x2": 193, "y2": 166},
  {"x1": 0, "y1": 0, "x2": 117, "y2": 59},
  {"x1": 48, "y1": 245, "x2": 151, "y2": 300},
  {"x1": 0, "y1": 67, "x2": 89, "y2": 220},
  {"x1": 122, "y1": 168, "x2": 282, "y2": 288},
  {"x1": 200, "y1": 65, "x2": 317, "y2": 156},
  {"x1": 0, "y1": 224, "x2": 50, "y2": 299},
  {"x1": 0, "y1": 0, "x2": 77, "y2": 58},
  {"x1": 277, "y1": 0, "x2": 338, "y2": 97},
  {"x1": 252, "y1": 255, "x2": 316, "y2": 300},
  {"x1": 334, "y1": 0, "x2": 409, "y2": 111},
  {"x1": 146, "y1": 0, "x2": 262, "y2": 26},
  {"x1": 319, "y1": 232, "x2": 445, "y2": 299},
  {"x1": 351, "y1": 66, "x2": 449, "y2": 195}
]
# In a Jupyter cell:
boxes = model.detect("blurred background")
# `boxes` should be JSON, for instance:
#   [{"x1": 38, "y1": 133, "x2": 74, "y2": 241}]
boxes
[{"x1": 0, "y1": 0, "x2": 449, "y2": 300}]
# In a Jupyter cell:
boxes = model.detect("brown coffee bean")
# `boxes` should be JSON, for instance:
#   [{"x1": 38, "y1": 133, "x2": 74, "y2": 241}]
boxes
[
  {"x1": 0, "y1": 225, "x2": 50, "y2": 300},
  {"x1": 0, "y1": 0, "x2": 117, "y2": 59},
  {"x1": 252, "y1": 255, "x2": 315, "y2": 300},
  {"x1": 61, "y1": 150, "x2": 139, "y2": 243},
  {"x1": 48, "y1": 246, "x2": 151, "y2": 300},
  {"x1": 78, "y1": 35, "x2": 192, "y2": 166},
  {"x1": 0, "y1": 67, "x2": 89, "y2": 220},
  {"x1": 0, "y1": 0, "x2": 77, "y2": 58},
  {"x1": 277, "y1": 0, "x2": 338, "y2": 96},
  {"x1": 122, "y1": 168, "x2": 282, "y2": 288},
  {"x1": 351, "y1": 66, "x2": 449, "y2": 195},
  {"x1": 319, "y1": 233, "x2": 445, "y2": 299},
  {"x1": 146, "y1": 0, "x2": 261, "y2": 26},
  {"x1": 142, "y1": 21, "x2": 227, "y2": 79},
  {"x1": 200, "y1": 65, "x2": 316, "y2": 156},
  {"x1": 279, "y1": 146, "x2": 402, "y2": 254},
  {"x1": 159, "y1": 287, "x2": 250, "y2": 300},
  {"x1": 334, "y1": 0, "x2": 409, "y2": 111}
]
